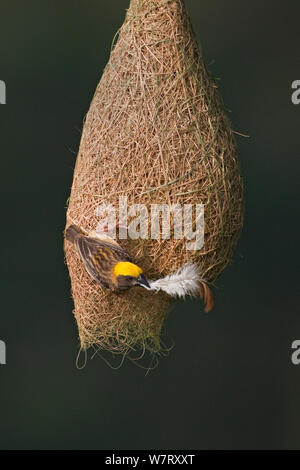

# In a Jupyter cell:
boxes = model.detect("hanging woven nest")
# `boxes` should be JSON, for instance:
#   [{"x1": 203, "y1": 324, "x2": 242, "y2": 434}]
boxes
[{"x1": 64, "y1": 0, "x2": 244, "y2": 360}]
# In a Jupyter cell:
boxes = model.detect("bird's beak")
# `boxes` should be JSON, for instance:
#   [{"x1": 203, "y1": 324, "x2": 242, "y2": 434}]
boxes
[{"x1": 136, "y1": 274, "x2": 151, "y2": 289}]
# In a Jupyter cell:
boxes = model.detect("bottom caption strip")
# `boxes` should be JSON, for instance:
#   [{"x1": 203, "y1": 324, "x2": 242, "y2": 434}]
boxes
[{"x1": 105, "y1": 453, "x2": 196, "y2": 466}]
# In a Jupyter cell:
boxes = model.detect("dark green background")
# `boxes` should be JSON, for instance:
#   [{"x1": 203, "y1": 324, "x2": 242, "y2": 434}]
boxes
[{"x1": 0, "y1": 0, "x2": 299, "y2": 449}]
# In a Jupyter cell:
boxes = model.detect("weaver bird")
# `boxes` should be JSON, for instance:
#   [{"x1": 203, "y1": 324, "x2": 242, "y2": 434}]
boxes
[{"x1": 65, "y1": 225, "x2": 150, "y2": 291}]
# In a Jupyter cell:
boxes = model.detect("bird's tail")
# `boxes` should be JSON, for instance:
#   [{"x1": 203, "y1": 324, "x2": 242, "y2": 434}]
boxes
[{"x1": 65, "y1": 225, "x2": 83, "y2": 243}]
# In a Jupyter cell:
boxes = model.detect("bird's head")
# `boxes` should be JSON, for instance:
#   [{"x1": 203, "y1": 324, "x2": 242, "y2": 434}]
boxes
[{"x1": 113, "y1": 262, "x2": 150, "y2": 290}]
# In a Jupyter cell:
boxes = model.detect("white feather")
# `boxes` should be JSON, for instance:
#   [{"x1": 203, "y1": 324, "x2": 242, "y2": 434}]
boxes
[{"x1": 147, "y1": 263, "x2": 202, "y2": 298}]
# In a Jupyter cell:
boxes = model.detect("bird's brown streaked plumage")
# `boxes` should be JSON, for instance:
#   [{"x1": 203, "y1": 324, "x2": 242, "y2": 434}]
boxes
[{"x1": 65, "y1": 224, "x2": 133, "y2": 290}]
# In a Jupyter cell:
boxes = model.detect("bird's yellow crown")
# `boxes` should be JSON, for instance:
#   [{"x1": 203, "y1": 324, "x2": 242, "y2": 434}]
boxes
[{"x1": 113, "y1": 262, "x2": 142, "y2": 278}]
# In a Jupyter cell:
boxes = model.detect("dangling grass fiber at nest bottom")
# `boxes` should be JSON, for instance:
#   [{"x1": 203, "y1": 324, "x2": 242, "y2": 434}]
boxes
[{"x1": 64, "y1": 0, "x2": 244, "y2": 361}]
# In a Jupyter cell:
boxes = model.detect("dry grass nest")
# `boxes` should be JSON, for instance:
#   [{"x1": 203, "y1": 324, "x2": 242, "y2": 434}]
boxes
[{"x1": 64, "y1": 0, "x2": 244, "y2": 362}]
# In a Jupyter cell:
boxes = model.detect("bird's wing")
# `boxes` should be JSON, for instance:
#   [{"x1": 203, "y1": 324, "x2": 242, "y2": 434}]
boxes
[{"x1": 75, "y1": 236, "x2": 132, "y2": 287}]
